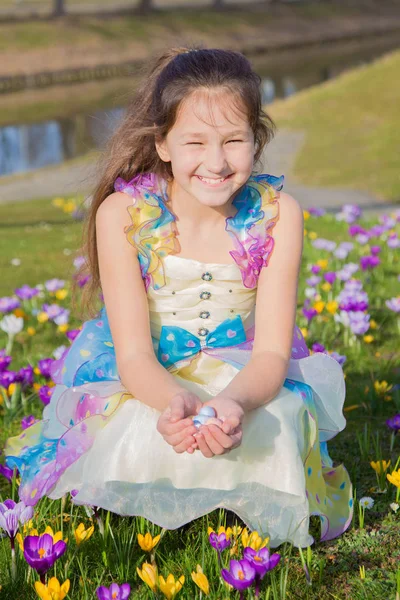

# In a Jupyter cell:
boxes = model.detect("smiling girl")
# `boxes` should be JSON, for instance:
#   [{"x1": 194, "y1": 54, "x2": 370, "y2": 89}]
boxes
[{"x1": 6, "y1": 46, "x2": 352, "y2": 548}]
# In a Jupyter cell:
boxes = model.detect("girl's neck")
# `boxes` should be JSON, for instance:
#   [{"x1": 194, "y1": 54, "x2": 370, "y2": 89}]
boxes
[{"x1": 167, "y1": 178, "x2": 238, "y2": 227}]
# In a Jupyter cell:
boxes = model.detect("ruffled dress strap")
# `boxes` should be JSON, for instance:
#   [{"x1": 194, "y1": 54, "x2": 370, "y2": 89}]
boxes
[
  {"x1": 115, "y1": 173, "x2": 180, "y2": 291},
  {"x1": 226, "y1": 173, "x2": 283, "y2": 288}
]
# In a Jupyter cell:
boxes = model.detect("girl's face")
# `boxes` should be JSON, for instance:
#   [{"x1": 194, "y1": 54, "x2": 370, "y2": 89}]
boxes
[{"x1": 155, "y1": 89, "x2": 256, "y2": 211}]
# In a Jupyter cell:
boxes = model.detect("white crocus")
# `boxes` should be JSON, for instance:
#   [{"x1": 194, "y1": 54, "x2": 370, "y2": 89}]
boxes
[{"x1": 0, "y1": 315, "x2": 24, "y2": 354}]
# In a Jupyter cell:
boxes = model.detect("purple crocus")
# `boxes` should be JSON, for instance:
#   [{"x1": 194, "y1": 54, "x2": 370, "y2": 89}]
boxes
[
  {"x1": 66, "y1": 328, "x2": 81, "y2": 342},
  {"x1": 0, "y1": 464, "x2": 14, "y2": 482},
  {"x1": 386, "y1": 297, "x2": 400, "y2": 313},
  {"x1": 324, "y1": 272, "x2": 337, "y2": 285},
  {"x1": 14, "y1": 285, "x2": 39, "y2": 300},
  {"x1": 221, "y1": 559, "x2": 256, "y2": 596},
  {"x1": 17, "y1": 365, "x2": 34, "y2": 388},
  {"x1": 329, "y1": 351, "x2": 347, "y2": 366},
  {"x1": 0, "y1": 353, "x2": 12, "y2": 372},
  {"x1": 386, "y1": 414, "x2": 400, "y2": 432},
  {"x1": 312, "y1": 343, "x2": 326, "y2": 354},
  {"x1": 44, "y1": 279, "x2": 65, "y2": 292},
  {"x1": 38, "y1": 385, "x2": 53, "y2": 406},
  {"x1": 96, "y1": 583, "x2": 131, "y2": 600},
  {"x1": 209, "y1": 531, "x2": 231, "y2": 553},
  {"x1": 42, "y1": 303, "x2": 64, "y2": 320},
  {"x1": 0, "y1": 296, "x2": 20, "y2": 313},
  {"x1": 24, "y1": 533, "x2": 67, "y2": 581},
  {"x1": 387, "y1": 236, "x2": 400, "y2": 249},
  {"x1": 360, "y1": 255, "x2": 380, "y2": 270},
  {"x1": 21, "y1": 415, "x2": 38, "y2": 430},
  {"x1": 243, "y1": 547, "x2": 281, "y2": 576},
  {"x1": 38, "y1": 358, "x2": 55, "y2": 379},
  {"x1": 308, "y1": 207, "x2": 326, "y2": 217},
  {"x1": 0, "y1": 370, "x2": 18, "y2": 388},
  {"x1": 0, "y1": 500, "x2": 33, "y2": 540}
]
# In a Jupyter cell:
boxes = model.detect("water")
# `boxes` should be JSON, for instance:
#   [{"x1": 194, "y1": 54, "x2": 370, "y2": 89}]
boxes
[{"x1": 0, "y1": 34, "x2": 398, "y2": 178}]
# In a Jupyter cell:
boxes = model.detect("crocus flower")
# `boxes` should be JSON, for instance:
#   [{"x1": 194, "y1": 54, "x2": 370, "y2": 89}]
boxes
[
  {"x1": 38, "y1": 385, "x2": 53, "y2": 406},
  {"x1": 44, "y1": 279, "x2": 65, "y2": 292},
  {"x1": 386, "y1": 414, "x2": 400, "y2": 431},
  {"x1": 74, "y1": 522, "x2": 94, "y2": 546},
  {"x1": 241, "y1": 529, "x2": 269, "y2": 551},
  {"x1": 386, "y1": 297, "x2": 400, "y2": 313},
  {"x1": 0, "y1": 464, "x2": 14, "y2": 482},
  {"x1": 0, "y1": 353, "x2": 12, "y2": 371},
  {"x1": 243, "y1": 546, "x2": 281, "y2": 576},
  {"x1": 0, "y1": 500, "x2": 33, "y2": 540},
  {"x1": 137, "y1": 562, "x2": 158, "y2": 593},
  {"x1": 0, "y1": 370, "x2": 18, "y2": 388},
  {"x1": 96, "y1": 583, "x2": 131, "y2": 600},
  {"x1": 137, "y1": 531, "x2": 161, "y2": 552},
  {"x1": 191, "y1": 564, "x2": 209, "y2": 595},
  {"x1": 38, "y1": 358, "x2": 55, "y2": 379},
  {"x1": 15, "y1": 285, "x2": 39, "y2": 300},
  {"x1": 35, "y1": 577, "x2": 70, "y2": 600},
  {"x1": 24, "y1": 533, "x2": 67, "y2": 578},
  {"x1": 360, "y1": 255, "x2": 380, "y2": 270},
  {"x1": 73, "y1": 256, "x2": 86, "y2": 269},
  {"x1": 66, "y1": 328, "x2": 81, "y2": 342},
  {"x1": 387, "y1": 470, "x2": 400, "y2": 488},
  {"x1": 221, "y1": 559, "x2": 256, "y2": 592},
  {"x1": 0, "y1": 314, "x2": 24, "y2": 335},
  {"x1": 21, "y1": 415, "x2": 38, "y2": 430},
  {"x1": 158, "y1": 573, "x2": 185, "y2": 599},
  {"x1": 370, "y1": 460, "x2": 391, "y2": 474},
  {"x1": 308, "y1": 207, "x2": 326, "y2": 217},
  {"x1": 209, "y1": 531, "x2": 231, "y2": 552},
  {"x1": 0, "y1": 297, "x2": 20, "y2": 313}
]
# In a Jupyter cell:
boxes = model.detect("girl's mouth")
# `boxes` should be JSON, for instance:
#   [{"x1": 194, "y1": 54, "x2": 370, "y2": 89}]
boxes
[{"x1": 195, "y1": 174, "x2": 233, "y2": 187}]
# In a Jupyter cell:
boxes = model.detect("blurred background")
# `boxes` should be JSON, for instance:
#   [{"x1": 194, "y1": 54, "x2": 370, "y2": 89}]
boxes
[{"x1": 0, "y1": 0, "x2": 399, "y2": 213}]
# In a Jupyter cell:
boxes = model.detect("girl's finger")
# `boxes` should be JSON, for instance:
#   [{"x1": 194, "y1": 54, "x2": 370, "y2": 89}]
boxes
[
  {"x1": 202, "y1": 424, "x2": 234, "y2": 450},
  {"x1": 164, "y1": 425, "x2": 197, "y2": 446},
  {"x1": 198, "y1": 426, "x2": 225, "y2": 456},
  {"x1": 172, "y1": 435, "x2": 198, "y2": 454},
  {"x1": 194, "y1": 433, "x2": 214, "y2": 458},
  {"x1": 221, "y1": 416, "x2": 241, "y2": 435},
  {"x1": 158, "y1": 417, "x2": 195, "y2": 436}
]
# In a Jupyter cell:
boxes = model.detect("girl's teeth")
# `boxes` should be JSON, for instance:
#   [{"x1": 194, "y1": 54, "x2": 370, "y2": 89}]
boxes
[{"x1": 198, "y1": 176, "x2": 227, "y2": 184}]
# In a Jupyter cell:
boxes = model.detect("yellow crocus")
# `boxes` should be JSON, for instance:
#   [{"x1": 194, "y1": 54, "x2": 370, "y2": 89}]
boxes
[
  {"x1": 303, "y1": 229, "x2": 308, "y2": 237},
  {"x1": 191, "y1": 564, "x2": 209, "y2": 595},
  {"x1": 387, "y1": 470, "x2": 400, "y2": 488},
  {"x1": 326, "y1": 301, "x2": 338, "y2": 315},
  {"x1": 308, "y1": 231, "x2": 317, "y2": 240},
  {"x1": 321, "y1": 282, "x2": 331, "y2": 292},
  {"x1": 58, "y1": 324, "x2": 69, "y2": 334},
  {"x1": 303, "y1": 210, "x2": 310, "y2": 221},
  {"x1": 63, "y1": 200, "x2": 77, "y2": 214},
  {"x1": 37, "y1": 312, "x2": 49, "y2": 323},
  {"x1": 137, "y1": 562, "x2": 158, "y2": 592},
  {"x1": 374, "y1": 381, "x2": 393, "y2": 395},
  {"x1": 137, "y1": 532, "x2": 161, "y2": 552},
  {"x1": 8, "y1": 383, "x2": 17, "y2": 396},
  {"x1": 13, "y1": 308, "x2": 26, "y2": 318},
  {"x1": 52, "y1": 197, "x2": 65, "y2": 208},
  {"x1": 74, "y1": 522, "x2": 94, "y2": 546},
  {"x1": 312, "y1": 301, "x2": 325, "y2": 314},
  {"x1": 35, "y1": 577, "x2": 70, "y2": 600},
  {"x1": 241, "y1": 529, "x2": 269, "y2": 550},
  {"x1": 27, "y1": 327, "x2": 36, "y2": 336},
  {"x1": 158, "y1": 574, "x2": 185, "y2": 600},
  {"x1": 55, "y1": 289, "x2": 68, "y2": 300},
  {"x1": 34, "y1": 367, "x2": 41, "y2": 375},
  {"x1": 369, "y1": 319, "x2": 378, "y2": 330},
  {"x1": 300, "y1": 327, "x2": 308, "y2": 338},
  {"x1": 363, "y1": 335, "x2": 374, "y2": 344},
  {"x1": 370, "y1": 460, "x2": 391, "y2": 474},
  {"x1": 316, "y1": 259, "x2": 328, "y2": 269}
]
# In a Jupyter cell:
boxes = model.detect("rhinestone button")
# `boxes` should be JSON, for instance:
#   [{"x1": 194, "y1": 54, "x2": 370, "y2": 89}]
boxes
[
  {"x1": 201, "y1": 272, "x2": 213, "y2": 281},
  {"x1": 198, "y1": 327, "x2": 209, "y2": 337},
  {"x1": 200, "y1": 291, "x2": 211, "y2": 300},
  {"x1": 199, "y1": 310, "x2": 210, "y2": 319}
]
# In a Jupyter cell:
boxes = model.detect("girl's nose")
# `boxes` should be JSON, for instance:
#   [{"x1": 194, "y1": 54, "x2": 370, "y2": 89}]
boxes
[{"x1": 204, "y1": 145, "x2": 228, "y2": 173}]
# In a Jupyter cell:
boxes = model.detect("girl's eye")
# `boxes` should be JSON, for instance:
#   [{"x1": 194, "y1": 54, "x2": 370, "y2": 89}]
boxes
[
  {"x1": 228, "y1": 140, "x2": 243, "y2": 143},
  {"x1": 187, "y1": 142, "x2": 203, "y2": 145}
]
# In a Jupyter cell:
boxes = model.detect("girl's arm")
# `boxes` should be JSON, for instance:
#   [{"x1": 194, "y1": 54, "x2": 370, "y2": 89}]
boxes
[
  {"x1": 96, "y1": 192, "x2": 185, "y2": 412},
  {"x1": 214, "y1": 191, "x2": 304, "y2": 412}
]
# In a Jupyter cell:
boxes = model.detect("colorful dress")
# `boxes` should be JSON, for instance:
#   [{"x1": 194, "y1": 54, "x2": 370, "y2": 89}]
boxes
[{"x1": 5, "y1": 172, "x2": 353, "y2": 548}]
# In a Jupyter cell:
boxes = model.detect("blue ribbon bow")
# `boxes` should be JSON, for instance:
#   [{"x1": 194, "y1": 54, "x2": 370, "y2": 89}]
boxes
[{"x1": 157, "y1": 315, "x2": 247, "y2": 369}]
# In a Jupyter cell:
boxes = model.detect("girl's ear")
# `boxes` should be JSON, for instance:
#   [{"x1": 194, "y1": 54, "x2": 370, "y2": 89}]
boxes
[{"x1": 155, "y1": 137, "x2": 171, "y2": 163}]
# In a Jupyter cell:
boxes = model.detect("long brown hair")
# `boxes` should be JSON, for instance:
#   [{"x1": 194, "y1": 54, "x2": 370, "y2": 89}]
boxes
[{"x1": 73, "y1": 45, "x2": 276, "y2": 319}]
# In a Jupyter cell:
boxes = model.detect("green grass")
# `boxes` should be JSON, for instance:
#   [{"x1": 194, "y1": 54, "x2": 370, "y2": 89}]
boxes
[
  {"x1": 268, "y1": 49, "x2": 400, "y2": 203},
  {"x1": 0, "y1": 195, "x2": 399, "y2": 599}
]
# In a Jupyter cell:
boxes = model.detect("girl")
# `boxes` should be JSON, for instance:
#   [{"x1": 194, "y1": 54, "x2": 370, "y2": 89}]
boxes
[{"x1": 6, "y1": 46, "x2": 352, "y2": 548}]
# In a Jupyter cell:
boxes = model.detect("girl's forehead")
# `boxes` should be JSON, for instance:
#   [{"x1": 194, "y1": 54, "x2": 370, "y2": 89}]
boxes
[{"x1": 172, "y1": 89, "x2": 250, "y2": 134}]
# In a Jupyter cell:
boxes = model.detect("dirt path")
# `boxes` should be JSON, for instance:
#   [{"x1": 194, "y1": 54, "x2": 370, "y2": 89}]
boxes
[{"x1": 0, "y1": 129, "x2": 397, "y2": 217}]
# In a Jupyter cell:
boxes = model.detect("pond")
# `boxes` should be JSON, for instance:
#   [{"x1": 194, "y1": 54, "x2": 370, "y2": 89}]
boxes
[{"x1": 0, "y1": 33, "x2": 398, "y2": 177}]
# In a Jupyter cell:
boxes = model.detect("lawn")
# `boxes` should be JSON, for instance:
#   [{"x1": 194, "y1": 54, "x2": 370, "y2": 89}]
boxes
[{"x1": 0, "y1": 193, "x2": 399, "y2": 599}]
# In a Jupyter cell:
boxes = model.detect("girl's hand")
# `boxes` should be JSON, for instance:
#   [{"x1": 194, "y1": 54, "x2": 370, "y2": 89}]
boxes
[
  {"x1": 192, "y1": 396, "x2": 245, "y2": 458},
  {"x1": 156, "y1": 390, "x2": 202, "y2": 454}
]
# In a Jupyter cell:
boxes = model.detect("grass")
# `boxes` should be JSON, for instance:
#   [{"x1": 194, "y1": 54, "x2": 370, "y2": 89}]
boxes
[
  {"x1": 268, "y1": 49, "x2": 400, "y2": 203},
  {"x1": 0, "y1": 194, "x2": 399, "y2": 599}
]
